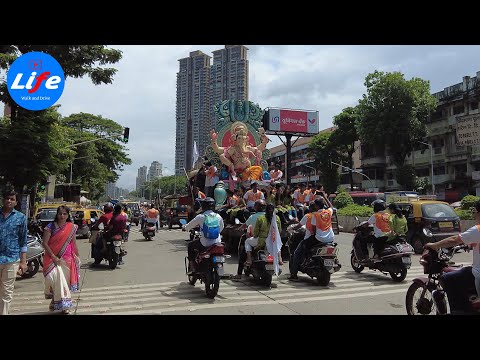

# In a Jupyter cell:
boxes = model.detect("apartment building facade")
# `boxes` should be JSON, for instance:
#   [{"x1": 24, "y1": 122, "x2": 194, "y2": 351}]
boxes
[
  {"x1": 135, "y1": 165, "x2": 147, "y2": 192},
  {"x1": 147, "y1": 161, "x2": 163, "y2": 182},
  {"x1": 175, "y1": 46, "x2": 249, "y2": 174},
  {"x1": 360, "y1": 71, "x2": 480, "y2": 201}
]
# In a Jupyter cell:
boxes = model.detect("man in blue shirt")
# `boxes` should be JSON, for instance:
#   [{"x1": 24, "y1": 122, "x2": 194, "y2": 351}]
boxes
[{"x1": 0, "y1": 189, "x2": 27, "y2": 315}]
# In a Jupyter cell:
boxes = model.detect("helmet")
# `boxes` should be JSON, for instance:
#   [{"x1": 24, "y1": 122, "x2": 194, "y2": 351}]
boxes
[
  {"x1": 103, "y1": 202, "x2": 113, "y2": 212},
  {"x1": 201, "y1": 197, "x2": 216, "y2": 211},
  {"x1": 254, "y1": 199, "x2": 266, "y2": 212},
  {"x1": 372, "y1": 200, "x2": 386, "y2": 213}
]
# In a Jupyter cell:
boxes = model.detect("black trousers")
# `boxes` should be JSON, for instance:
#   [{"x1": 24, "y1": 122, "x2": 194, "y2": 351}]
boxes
[
  {"x1": 373, "y1": 236, "x2": 388, "y2": 256},
  {"x1": 187, "y1": 239, "x2": 207, "y2": 261}
]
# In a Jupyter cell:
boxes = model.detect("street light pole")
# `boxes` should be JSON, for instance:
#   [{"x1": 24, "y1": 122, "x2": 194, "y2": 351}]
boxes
[
  {"x1": 418, "y1": 141, "x2": 435, "y2": 195},
  {"x1": 304, "y1": 164, "x2": 317, "y2": 186},
  {"x1": 331, "y1": 161, "x2": 375, "y2": 191}
]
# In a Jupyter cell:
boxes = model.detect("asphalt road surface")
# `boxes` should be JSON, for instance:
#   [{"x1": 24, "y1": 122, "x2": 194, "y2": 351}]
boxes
[{"x1": 11, "y1": 226, "x2": 471, "y2": 315}]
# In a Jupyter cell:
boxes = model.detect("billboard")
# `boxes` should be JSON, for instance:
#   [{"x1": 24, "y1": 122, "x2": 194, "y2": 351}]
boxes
[
  {"x1": 264, "y1": 108, "x2": 319, "y2": 134},
  {"x1": 456, "y1": 114, "x2": 480, "y2": 146}
]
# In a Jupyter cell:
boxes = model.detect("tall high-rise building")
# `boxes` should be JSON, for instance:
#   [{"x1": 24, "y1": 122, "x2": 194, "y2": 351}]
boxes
[
  {"x1": 210, "y1": 45, "x2": 249, "y2": 128},
  {"x1": 147, "y1": 161, "x2": 163, "y2": 181},
  {"x1": 175, "y1": 50, "x2": 212, "y2": 175},
  {"x1": 175, "y1": 45, "x2": 249, "y2": 174},
  {"x1": 136, "y1": 166, "x2": 147, "y2": 192}
]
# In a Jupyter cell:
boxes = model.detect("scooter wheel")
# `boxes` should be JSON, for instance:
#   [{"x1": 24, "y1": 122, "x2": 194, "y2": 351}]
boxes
[{"x1": 22, "y1": 259, "x2": 40, "y2": 279}]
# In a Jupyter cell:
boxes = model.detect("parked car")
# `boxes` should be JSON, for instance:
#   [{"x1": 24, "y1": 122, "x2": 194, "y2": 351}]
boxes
[
  {"x1": 71, "y1": 208, "x2": 104, "y2": 239},
  {"x1": 395, "y1": 198, "x2": 461, "y2": 254}
]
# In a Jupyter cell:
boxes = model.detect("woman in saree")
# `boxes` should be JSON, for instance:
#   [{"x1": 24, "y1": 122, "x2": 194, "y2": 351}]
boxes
[{"x1": 42, "y1": 206, "x2": 80, "y2": 314}]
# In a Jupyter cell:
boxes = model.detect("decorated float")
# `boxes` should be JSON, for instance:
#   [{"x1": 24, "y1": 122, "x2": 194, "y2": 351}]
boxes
[{"x1": 203, "y1": 99, "x2": 272, "y2": 192}]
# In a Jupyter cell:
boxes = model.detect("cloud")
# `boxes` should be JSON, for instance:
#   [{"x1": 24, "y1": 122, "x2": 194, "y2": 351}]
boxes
[{"x1": 3, "y1": 45, "x2": 480, "y2": 190}]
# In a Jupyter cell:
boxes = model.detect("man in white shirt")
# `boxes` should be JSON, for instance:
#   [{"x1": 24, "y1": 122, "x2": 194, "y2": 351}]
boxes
[
  {"x1": 183, "y1": 198, "x2": 224, "y2": 274},
  {"x1": 425, "y1": 200, "x2": 480, "y2": 314}
]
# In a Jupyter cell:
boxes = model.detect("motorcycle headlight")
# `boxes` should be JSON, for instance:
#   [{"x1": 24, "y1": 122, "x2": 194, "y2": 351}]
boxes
[{"x1": 423, "y1": 228, "x2": 433, "y2": 237}]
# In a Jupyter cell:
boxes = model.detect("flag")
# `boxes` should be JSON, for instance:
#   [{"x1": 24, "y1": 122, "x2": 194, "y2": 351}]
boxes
[
  {"x1": 265, "y1": 209, "x2": 283, "y2": 276},
  {"x1": 192, "y1": 141, "x2": 199, "y2": 168}
]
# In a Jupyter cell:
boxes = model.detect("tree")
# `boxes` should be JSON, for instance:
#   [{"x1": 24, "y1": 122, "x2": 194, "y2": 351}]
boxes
[
  {"x1": 145, "y1": 176, "x2": 188, "y2": 199},
  {"x1": 308, "y1": 132, "x2": 341, "y2": 194},
  {"x1": 331, "y1": 106, "x2": 360, "y2": 191},
  {"x1": 59, "y1": 113, "x2": 132, "y2": 200},
  {"x1": 0, "y1": 45, "x2": 122, "y2": 191},
  {"x1": 356, "y1": 71, "x2": 437, "y2": 186},
  {"x1": 396, "y1": 165, "x2": 416, "y2": 191}
]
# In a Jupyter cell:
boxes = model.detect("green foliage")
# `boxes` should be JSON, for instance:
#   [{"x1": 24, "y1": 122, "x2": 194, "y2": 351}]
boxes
[
  {"x1": 454, "y1": 208, "x2": 474, "y2": 220},
  {"x1": 337, "y1": 204, "x2": 374, "y2": 217},
  {"x1": 144, "y1": 176, "x2": 188, "y2": 198},
  {"x1": 461, "y1": 195, "x2": 480, "y2": 210},
  {"x1": 356, "y1": 70, "x2": 438, "y2": 168},
  {"x1": 396, "y1": 165, "x2": 417, "y2": 190},
  {"x1": 308, "y1": 132, "x2": 341, "y2": 194},
  {"x1": 331, "y1": 106, "x2": 360, "y2": 190},
  {"x1": 0, "y1": 45, "x2": 122, "y2": 192},
  {"x1": 333, "y1": 192, "x2": 354, "y2": 209},
  {"x1": 414, "y1": 177, "x2": 430, "y2": 194},
  {"x1": 336, "y1": 186, "x2": 348, "y2": 193}
]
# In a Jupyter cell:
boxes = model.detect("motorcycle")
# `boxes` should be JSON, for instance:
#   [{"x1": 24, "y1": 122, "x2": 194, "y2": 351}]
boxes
[
  {"x1": 91, "y1": 223, "x2": 126, "y2": 269},
  {"x1": 142, "y1": 222, "x2": 156, "y2": 241},
  {"x1": 22, "y1": 233, "x2": 45, "y2": 279},
  {"x1": 286, "y1": 224, "x2": 342, "y2": 286},
  {"x1": 237, "y1": 228, "x2": 275, "y2": 287},
  {"x1": 350, "y1": 217, "x2": 414, "y2": 282},
  {"x1": 405, "y1": 244, "x2": 480, "y2": 315},
  {"x1": 180, "y1": 219, "x2": 230, "y2": 299}
]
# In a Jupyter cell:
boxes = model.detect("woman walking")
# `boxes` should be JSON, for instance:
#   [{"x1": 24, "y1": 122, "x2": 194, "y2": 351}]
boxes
[{"x1": 42, "y1": 206, "x2": 80, "y2": 314}]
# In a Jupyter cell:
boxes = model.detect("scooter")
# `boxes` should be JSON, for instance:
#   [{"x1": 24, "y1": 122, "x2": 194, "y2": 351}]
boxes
[
  {"x1": 350, "y1": 217, "x2": 414, "y2": 282},
  {"x1": 22, "y1": 233, "x2": 45, "y2": 279},
  {"x1": 142, "y1": 222, "x2": 156, "y2": 241},
  {"x1": 91, "y1": 223, "x2": 126, "y2": 270}
]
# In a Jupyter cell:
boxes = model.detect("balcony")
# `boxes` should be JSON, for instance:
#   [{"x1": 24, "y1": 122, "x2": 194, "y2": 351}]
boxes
[{"x1": 361, "y1": 156, "x2": 386, "y2": 167}]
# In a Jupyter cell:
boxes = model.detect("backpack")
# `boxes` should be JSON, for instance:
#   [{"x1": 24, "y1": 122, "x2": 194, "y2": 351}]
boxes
[{"x1": 202, "y1": 213, "x2": 220, "y2": 239}]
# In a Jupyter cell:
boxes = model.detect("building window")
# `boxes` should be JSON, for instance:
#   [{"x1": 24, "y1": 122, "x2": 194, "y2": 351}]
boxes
[
  {"x1": 433, "y1": 166, "x2": 445, "y2": 175},
  {"x1": 471, "y1": 102, "x2": 479, "y2": 110},
  {"x1": 453, "y1": 105, "x2": 464, "y2": 115}
]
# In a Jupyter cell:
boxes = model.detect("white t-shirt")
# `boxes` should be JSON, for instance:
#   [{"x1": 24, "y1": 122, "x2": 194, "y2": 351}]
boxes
[
  {"x1": 312, "y1": 208, "x2": 334, "y2": 243},
  {"x1": 184, "y1": 210, "x2": 225, "y2": 248},
  {"x1": 299, "y1": 214, "x2": 312, "y2": 239},
  {"x1": 459, "y1": 225, "x2": 480, "y2": 271}
]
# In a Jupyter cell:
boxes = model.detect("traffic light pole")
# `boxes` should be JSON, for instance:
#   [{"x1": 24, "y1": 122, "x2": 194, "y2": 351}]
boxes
[{"x1": 66, "y1": 133, "x2": 125, "y2": 148}]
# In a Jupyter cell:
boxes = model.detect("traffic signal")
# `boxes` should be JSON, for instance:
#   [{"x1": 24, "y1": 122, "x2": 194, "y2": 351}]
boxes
[{"x1": 123, "y1": 127, "x2": 130, "y2": 143}]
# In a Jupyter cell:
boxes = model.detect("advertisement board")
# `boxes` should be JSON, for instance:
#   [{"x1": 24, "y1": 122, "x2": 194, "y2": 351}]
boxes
[
  {"x1": 263, "y1": 108, "x2": 319, "y2": 134},
  {"x1": 456, "y1": 114, "x2": 480, "y2": 146}
]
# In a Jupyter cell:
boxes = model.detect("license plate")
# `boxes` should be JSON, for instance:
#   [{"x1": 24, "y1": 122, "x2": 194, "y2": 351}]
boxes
[
  {"x1": 439, "y1": 222, "x2": 452, "y2": 228},
  {"x1": 148, "y1": 232, "x2": 155, "y2": 236},
  {"x1": 265, "y1": 264, "x2": 274, "y2": 271},
  {"x1": 323, "y1": 259, "x2": 334, "y2": 267},
  {"x1": 402, "y1": 257, "x2": 412, "y2": 264},
  {"x1": 113, "y1": 241, "x2": 122, "y2": 246},
  {"x1": 213, "y1": 256, "x2": 225, "y2": 263},
  {"x1": 114, "y1": 247, "x2": 121, "y2": 254}
]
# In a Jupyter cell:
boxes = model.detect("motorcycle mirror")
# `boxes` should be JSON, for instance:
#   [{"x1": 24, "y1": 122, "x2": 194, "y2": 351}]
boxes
[
  {"x1": 98, "y1": 223, "x2": 104, "y2": 230},
  {"x1": 90, "y1": 218, "x2": 96, "y2": 223},
  {"x1": 288, "y1": 215, "x2": 294, "y2": 220},
  {"x1": 235, "y1": 218, "x2": 240, "y2": 225},
  {"x1": 179, "y1": 219, "x2": 187, "y2": 225}
]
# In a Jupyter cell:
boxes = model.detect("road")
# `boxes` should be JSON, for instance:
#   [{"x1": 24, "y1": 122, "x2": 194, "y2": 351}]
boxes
[{"x1": 10, "y1": 226, "x2": 471, "y2": 315}]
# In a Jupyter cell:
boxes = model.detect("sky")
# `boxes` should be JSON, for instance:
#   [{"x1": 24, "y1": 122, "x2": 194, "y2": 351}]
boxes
[{"x1": 3, "y1": 45, "x2": 480, "y2": 190}]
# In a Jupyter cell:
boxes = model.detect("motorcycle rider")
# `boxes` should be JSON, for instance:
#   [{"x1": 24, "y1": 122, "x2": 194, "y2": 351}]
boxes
[
  {"x1": 367, "y1": 200, "x2": 391, "y2": 259},
  {"x1": 182, "y1": 197, "x2": 224, "y2": 275},
  {"x1": 91, "y1": 203, "x2": 114, "y2": 254},
  {"x1": 145, "y1": 204, "x2": 159, "y2": 232},
  {"x1": 244, "y1": 203, "x2": 283, "y2": 267},
  {"x1": 425, "y1": 200, "x2": 480, "y2": 314},
  {"x1": 106, "y1": 204, "x2": 127, "y2": 265},
  {"x1": 233, "y1": 199, "x2": 267, "y2": 279},
  {"x1": 289, "y1": 195, "x2": 334, "y2": 281}
]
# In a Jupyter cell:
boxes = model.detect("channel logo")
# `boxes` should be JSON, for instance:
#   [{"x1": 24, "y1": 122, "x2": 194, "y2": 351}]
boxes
[
  {"x1": 7, "y1": 52, "x2": 65, "y2": 111},
  {"x1": 272, "y1": 116, "x2": 280, "y2": 123}
]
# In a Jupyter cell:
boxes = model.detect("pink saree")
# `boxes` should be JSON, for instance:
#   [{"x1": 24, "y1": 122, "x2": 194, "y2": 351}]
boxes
[{"x1": 43, "y1": 222, "x2": 80, "y2": 311}]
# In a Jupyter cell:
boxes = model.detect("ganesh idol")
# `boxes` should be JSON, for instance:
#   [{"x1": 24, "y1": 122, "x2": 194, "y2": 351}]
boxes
[{"x1": 210, "y1": 121, "x2": 270, "y2": 182}]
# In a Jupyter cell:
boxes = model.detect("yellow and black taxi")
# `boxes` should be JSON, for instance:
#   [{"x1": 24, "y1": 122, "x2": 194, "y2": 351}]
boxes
[
  {"x1": 392, "y1": 195, "x2": 461, "y2": 254},
  {"x1": 31, "y1": 202, "x2": 77, "y2": 235},
  {"x1": 70, "y1": 207, "x2": 104, "y2": 239}
]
